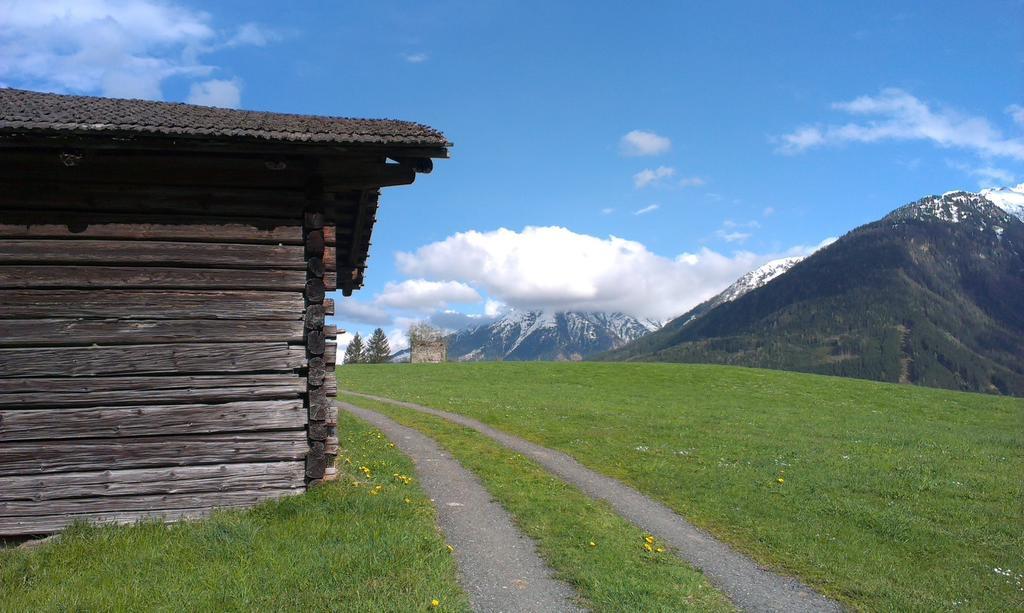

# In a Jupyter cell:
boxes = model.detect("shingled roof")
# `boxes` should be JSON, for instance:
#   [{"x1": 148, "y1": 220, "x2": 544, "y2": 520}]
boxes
[{"x1": 0, "y1": 87, "x2": 449, "y2": 148}]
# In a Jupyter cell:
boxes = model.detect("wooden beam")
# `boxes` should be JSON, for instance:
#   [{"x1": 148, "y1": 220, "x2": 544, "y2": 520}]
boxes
[
  {"x1": 0, "y1": 342, "x2": 306, "y2": 377},
  {"x1": 1, "y1": 399, "x2": 305, "y2": 441},
  {"x1": 0, "y1": 318, "x2": 305, "y2": 347},
  {"x1": 0, "y1": 239, "x2": 306, "y2": 270},
  {"x1": 0, "y1": 214, "x2": 304, "y2": 244},
  {"x1": 0, "y1": 462, "x2": 305, "y2": 502},
  {"x1": 0, "y1": 374, "x2": 306, "y2": 407},
  {"x1": 0, "y1": 488, "x2": 305, "y2": 519},
  {"x1": 0, "y1": 431, "x2": 308, "y2": 476},
  {"x1": 0, "y1": 373, "x2": 302, "y2": 394},
  {"x1": 0, "y1": 290, "x2": 304, "y2": 320},
  {"x1": 0, "y1": 266, "x2": 311, "y2": 291},
  {"x1": 0, "y1": 505, "x2": 234, "y2": 535}
]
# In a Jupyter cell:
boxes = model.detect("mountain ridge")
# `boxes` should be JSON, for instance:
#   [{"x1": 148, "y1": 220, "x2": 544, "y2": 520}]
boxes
[{"x1": 597, "y1": 188, "x2": 1024, "y2": 396}]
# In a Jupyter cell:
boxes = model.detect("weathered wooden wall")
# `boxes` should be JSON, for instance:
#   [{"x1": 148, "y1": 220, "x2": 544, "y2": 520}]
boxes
[{"x1": 0, "y1": 147, "x2": 390, "y2": 535}]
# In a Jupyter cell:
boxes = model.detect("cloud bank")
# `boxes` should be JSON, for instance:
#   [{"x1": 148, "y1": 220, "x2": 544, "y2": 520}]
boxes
[
  {"x1": 0, "y1": 0, "x2": 273, "y2": 105},
  {"x1": 778, "y1": 88, "x2": 1024, "y2": 161},
  {"x1": 394, "y1": 225, "x2": 829, "y2": 321}
]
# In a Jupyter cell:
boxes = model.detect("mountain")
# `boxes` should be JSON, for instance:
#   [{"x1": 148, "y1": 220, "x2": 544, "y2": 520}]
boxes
[
  {"x1": 598, "y1": 189, "x2": 1024, "y2": 396},
  {"x1": 979, "y1": 183, "x2": 1024, "y2": 221},
  {"x1": 446, "y1": 311, "x2": 659, "y2": 361},
  {"x1": 673, "y1": 256, "x2": 805, "y2": 328}
]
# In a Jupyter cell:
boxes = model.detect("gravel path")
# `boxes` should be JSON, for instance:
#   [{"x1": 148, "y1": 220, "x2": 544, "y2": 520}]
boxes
[
  {"x1": 345, "y1": 391, "x2": 844, "y2": 613},
  {"x1": 339, "y1": 402, "x2": 584, "y2": 613}
]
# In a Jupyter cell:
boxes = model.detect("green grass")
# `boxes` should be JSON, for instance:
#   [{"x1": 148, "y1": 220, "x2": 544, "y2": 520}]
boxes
[
  {"x1": 339, "y1": 362, "x2": 1024, "y2": 612},
  {"x1": 342, "y1": 393, "x2": 734, "y2": 612},
  {"x1": 0, "y1": 412, "x2": 469, "y2": 612}
]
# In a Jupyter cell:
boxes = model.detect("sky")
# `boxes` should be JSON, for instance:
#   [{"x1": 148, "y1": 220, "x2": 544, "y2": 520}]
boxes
[{"x1": 1, "y1": 1, "x2": 1022, "y2": 351}]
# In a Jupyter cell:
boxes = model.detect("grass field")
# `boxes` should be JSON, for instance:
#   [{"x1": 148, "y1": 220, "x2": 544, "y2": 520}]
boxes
[
  {"x1": 0, "y1": 412, "x2": 468, "y2": 612},
  {"x1": 343, "y1": 394, "x2": 734, "y2": 612},
  {"x1": 340, "y1": 362, "x2": 1024, "y2": 612}
]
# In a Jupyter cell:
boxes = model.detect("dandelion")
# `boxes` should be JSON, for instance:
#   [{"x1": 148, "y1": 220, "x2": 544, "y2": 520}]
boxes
[
  {"x1": 777, "y1": 477, "x2": 785, "y2": 484},
  {"x1": 446, "y1": 545, "x2": 454, "y2": 553},
  {"x1": 644, "y1": 535, "x2": 655, "y2": 544},
  {"x1": 589, "y1": 541, "x2": 596, "y2": 548},
  {"x1": 431, "y1": 599, "x2": 440, "y2": 607},
  {"x1": 388, "y1": 443, "x2": 396, "y2": 448},
  {"x1": 656, "y1": 547, "x2": 665, "y2": 553},
  {"x1": 643, "y1": 543, "x2": 653, "y2": 552}
]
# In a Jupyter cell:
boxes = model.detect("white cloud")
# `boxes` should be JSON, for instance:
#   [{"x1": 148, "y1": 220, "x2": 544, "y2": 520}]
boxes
[
  {"x1": 225, "y1": 22, "x2": 277, "y2": 47},
  {"x1": 395, "y1": 225, "x2": 829, "y2": 321},
  {"x1": 483, "y1": 299, "x2": 509, "y2": 318},
  {"x1": 375, "y1": 279, "x2": 482, "y2": 311},
  {"x1": 401, "y1": 52, "x2": 429, "y2": 64},
  {"x1": 620, "y1": 130, "x2": 671, "y2": 156},
  {"x1": 762, "y1": 207, "x2": 776, "y2": 217},
  {"x1": 1008, "y1": 104, "x2": 1024, "y2": 126},
  {"x1": 634, "y1": 204, "x2": 660, "y2": 215},
  {"x1": 633, "y1": 166, "x2": 675, "y2": 189},
  {"x1": 0, "y1": 0, "x2": 268, "y2": 102},
  {"x1": 600, "y1": 207, "x2": 615, "y2": 215},
  {"x1": 187, "y1": 78, "x2": 241, "y2": 108},
  {"x1": 678, "y1": 176, "x2": 706, "y2": 188},
  {"x1": 387, "y1": 328, "x2": 410, "y2": 353},
  {"x1": 778, "y1": 88, "x2": 1024, "y2": 160},
  {"x1": 948, "y1": 160, "x2": 1016, "y2": 188},
  {"x1": 716, "y1": 231, "x2": 751, "y2": 243},
  {"x1": 335, "y1": 299, "x2": 392, "y2": 326}
]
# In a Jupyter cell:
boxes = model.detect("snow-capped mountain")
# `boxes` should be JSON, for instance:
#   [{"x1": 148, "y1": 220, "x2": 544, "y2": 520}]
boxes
[
  {"x1": 707, "y1": 256, "x2": 805, "y2": 309},
  {"x1": 601, "y1": 187, "x2": 1024, "y2": 396},
  {"x1": 447, "y1": 311, "x2": 659, "y2": 361},
  {"x1": 667, "y1": 256, "x2": 806, "y2": 331},
  {"x1": 979, "y1": 183, "x2": 1024, "y2": 221},
  {"x1": 886, "y1": 191, "x2": 1019, "y2": 240}
]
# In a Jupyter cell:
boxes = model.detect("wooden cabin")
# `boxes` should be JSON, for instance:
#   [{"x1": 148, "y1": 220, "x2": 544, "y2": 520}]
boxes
[{"x1": 0, "y1": 88, "x2": 449, "y2": 536}]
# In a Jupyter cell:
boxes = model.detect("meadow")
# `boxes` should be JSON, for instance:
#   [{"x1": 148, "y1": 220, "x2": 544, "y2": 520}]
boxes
[{"x1": 340, "y1": 362, "x2": 1024, "y2": 612}]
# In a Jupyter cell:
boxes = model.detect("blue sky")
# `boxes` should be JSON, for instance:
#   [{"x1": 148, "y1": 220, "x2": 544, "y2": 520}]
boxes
[{"x1": 2, "y1": 1, "x2": 1022, "y2": 349}]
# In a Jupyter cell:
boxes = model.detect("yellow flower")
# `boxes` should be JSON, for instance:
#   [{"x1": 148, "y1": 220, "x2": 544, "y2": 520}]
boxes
[
  {"x1": 431, "y1": 599, "x2": 440, "y2": 607},
  {"x1": 589, "y1": 541, "x2": 596, "y2": 548},
  {"x1": 643, "y1": 543, "x2": 653, "y2": 552},
  {"x1": 388, "y1": 443, "x2": 396, "y2": 448},
  {"x1": 777, "y1": 477, "x2": 785, "y2": 484},
  {"x1": 446, "y1": 545, "x2": 454, "y2": 553},
  {"x1": 656, "y1": 547, "x2": 665, "y2": 553},
  {"x1": 644, "y1": 535, "x2": 655, "y2": 544},
  {"x1": 404, "y1": 498, "x2": 412, "y2": 504}
]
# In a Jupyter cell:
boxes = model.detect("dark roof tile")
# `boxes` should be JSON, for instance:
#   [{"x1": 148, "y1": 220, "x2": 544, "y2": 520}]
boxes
[{"x1": 0, "y1": 88, "x2": 449, "y2": 148}]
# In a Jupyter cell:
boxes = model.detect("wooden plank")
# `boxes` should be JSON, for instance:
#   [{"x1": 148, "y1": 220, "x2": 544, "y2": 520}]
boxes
[
  {"x1": 0, "y1": 266, "x2": 308, "y2": 290},
  {"x1": 0, "y1": 290, "x2": 304, "y2": 320},
  {"x1": 0, "y1": 373, "x2": 305, "y2": 395},
  {"x1": 0, "y1": 183, "x2": 357, "y2": 221},
  {"x1": 0, "y1": 505, "x2": 232, "y2": 535},
  {"x1": 0, "y1": 343, "x2": 306, "y2": 377},
  {"x1": 0, "y1": 240, "x2": 306, "y2": 270},
  {"x1": 0, "y1": 431, "x2": 308, "y2": 476},
  {"x1": 0, "y1": 399, "x2": 305, "y2": 441},
  {"x1": 0, "y1": 488, "x2": 304, "y2": 522},
  {"x1": 325, "y1": 343, "x2": 338, "y2": 366},
  {"x1": 0, "y1": 319, "x2": 305, "y2": 347},
  {"x1": 0, "y1": 379, "x2": 306, "y2": 408},
  {"x1": 0, "y1": 214, "x2": 303, "y2": 244},
  {"x1": 0, "y1": 150, "x2": 413, "y2": 191},
  {"x1": 0, "y1": 462, "x2": 305, "y2": 502}
]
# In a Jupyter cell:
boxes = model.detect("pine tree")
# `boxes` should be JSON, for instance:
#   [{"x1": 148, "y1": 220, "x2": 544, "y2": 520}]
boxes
[
  {"x1": 365, "y1": 328, "x2": 391, "y2": 364},
  {"x1": 344, "y1": 332, "x2": 365, "y2": 364}
]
